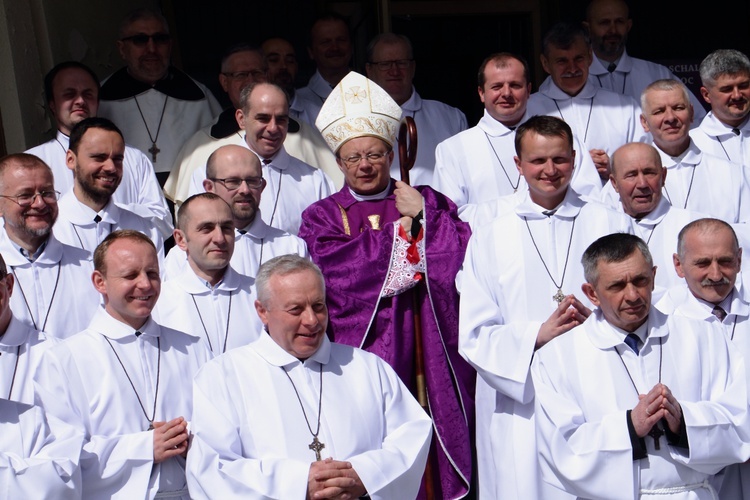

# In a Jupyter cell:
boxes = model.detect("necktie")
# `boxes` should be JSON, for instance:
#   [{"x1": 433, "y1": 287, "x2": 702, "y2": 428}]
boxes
[
  {"x1": 238, "y1": 229, "x2": 247, "y2": 235},
  {"x1": 135, "y1": 330, "x2": 143, "y2": 337},
  {"x1": 542, "y1": 210, "x2": 556, "y2": 217},
  {"x1": 94, "y1": 215, "x2": 102, "y2": 223},
  {"x1": 624, "y1": 333, "x2": 641, "y2": 354},
  {"x1": 732, "y1": 128, "x2": 741, "y2": 136},
  {"x1": 262, "y1": 158, "x2": 272, "y2": 165},
  {"x1": 607, "y1": 62, "x2": 617, "y2": 72},
  {"x1": 712, "y1": 305, "x2": 727, "y2": 321}
]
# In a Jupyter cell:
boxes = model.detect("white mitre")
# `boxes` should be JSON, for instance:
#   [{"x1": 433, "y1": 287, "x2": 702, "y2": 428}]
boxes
[{"x1": 315, "y1": 71, "x2": 403, "y2": 154}]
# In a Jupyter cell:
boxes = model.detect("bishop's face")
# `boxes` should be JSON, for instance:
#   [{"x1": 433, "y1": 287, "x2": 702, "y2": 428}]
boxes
[{"x1": 336, "y1": 136, "x2": 394, "y2": 196}]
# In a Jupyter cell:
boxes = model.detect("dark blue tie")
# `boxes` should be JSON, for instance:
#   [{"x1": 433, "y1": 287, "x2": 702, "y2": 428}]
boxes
[{"x1": 624, "y1": 333, "x2": 641, "y2": 355}]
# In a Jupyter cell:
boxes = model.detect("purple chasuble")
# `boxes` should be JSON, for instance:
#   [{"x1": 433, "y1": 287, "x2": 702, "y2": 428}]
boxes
[{"x1": 299, "y1": 181, "x2": 475, "y2": 499}]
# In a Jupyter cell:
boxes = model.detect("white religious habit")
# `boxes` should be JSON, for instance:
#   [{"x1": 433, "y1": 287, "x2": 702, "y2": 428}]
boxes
[
  {"x1": 161, "y1": 215, "x2": 309, "y2": 280},
  {"x1": 458, "y1": 188, "x2": 634, "y2": 499},
  {"x1": 25, "y1": 130, "x2": 173, "y2": 239},
  {"x1": 433, "y1": 109, "x2": 604, "y2": 213},
  {"x1": 153, "y1": 265, "x2": 262, "y2": 355},
  {"x1": 33, "y1": 308, "x2": 212, "y2": 499},
  {"x1": 0, "y1": 229, "x2": 99, "y2": 339},
  {"x1": 527, "y1": 78, "x2": 647, "y2": 169},
  {"x1": 186, "y1": 332, "x2": 432, "y2": 500},
  {"x1": 388, "y1": 87, "x2": 468, "y2": 187},
  {"x1": 163, "y1": 108, "x2": 342, "y2": 210},
  {"x1": 531, "y1": 308, "x2": 750, "y2": 499},
  {"x1": 588, "y1": 49, "x2": 707, "y2": 126},
  {"x1": 54, "y1": 190, "x2": 165, "y2": 259},
  {"x1": 0, "y1": 315, "x2": 57, "y2": 404},
  {"x1": 98, "y1": 66, "x2": 222, "y2": 174},
  {"x1": 656, "y1": 282, "x2": 750, "y2": 500},
  {"x1": 188, "y1": 145, "x2": 335, "y2": 235},
  {"x1": 0, "y1": 398, "x2": 83, "y2": 499},
  {"x1": 294, "y1": 70, "x2": 334, "y2": 126},
  {"x1": 691, "y1": 112, "x2": 750, "y2": 167}
]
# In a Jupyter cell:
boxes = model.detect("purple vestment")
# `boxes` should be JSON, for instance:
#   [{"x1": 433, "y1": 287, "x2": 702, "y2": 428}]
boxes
[{"x1": 299, "y1": 181, "x2": 475, "y2": 499}]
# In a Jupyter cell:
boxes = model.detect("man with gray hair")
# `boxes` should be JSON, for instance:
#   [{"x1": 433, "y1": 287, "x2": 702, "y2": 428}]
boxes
[
  {"x1": 691, "y1": 49, "x2": 750, "y2": 167},
  {"x1": 533, "y1": 232, "x2": 750, "y2": 498},
  {"x1": 187, "y1": 254, "x2": 432, "y2": 499},
  {"x1": 365, "y1": 32, "x2": 467, "y2": 187}
]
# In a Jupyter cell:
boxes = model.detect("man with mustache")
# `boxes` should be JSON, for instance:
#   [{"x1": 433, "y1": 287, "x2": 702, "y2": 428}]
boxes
[
  {"x1": 583, "y1": 0, "x2": 706, "y2": 126},
  {"x1": 98, "y1": 8, "x2": 222, "y2": 185},
  {"x1": 527, "y1": 21, "x2": 646, "y2": 183},
  {"x1": 691, "y1": 49, "x2": 750, "y2": 168},
  {"x1": 657, "y1": 218, "x2": 750, "y2": 499}
]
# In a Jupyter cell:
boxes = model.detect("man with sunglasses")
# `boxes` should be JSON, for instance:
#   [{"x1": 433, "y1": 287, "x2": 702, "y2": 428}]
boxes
[
  {"x1": 98, "y1": 8, "x2": 222, "y2": 185},
  {"x1": 365, "y1": 33, "x2": 467, "y2": 187}
]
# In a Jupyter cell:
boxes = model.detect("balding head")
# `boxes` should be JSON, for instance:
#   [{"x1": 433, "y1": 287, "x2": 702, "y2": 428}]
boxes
[
  {"x1": 610, "y1": 142, "x2": 666, "y2": 219},
  {"x1": 204, "y1": 145, "x2": 265, "y2": 229}
]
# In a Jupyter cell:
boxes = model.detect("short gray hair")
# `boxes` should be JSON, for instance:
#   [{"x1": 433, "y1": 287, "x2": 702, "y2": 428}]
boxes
[
  {"x1": 699, "y1": 49, "x2": 750, "y2": 88},
  {"x1": 676, "y1": 218, "x2": 739, "y2": 259},
  {"x1": 582, "y1": 233, "x2": 653, "y2": 285},
  {"x1": 256, "y1": 255, "x2": 324, "y2": 305},
  {"x1": 640, "y1": 78, "x2": 692, "y2": 111}
]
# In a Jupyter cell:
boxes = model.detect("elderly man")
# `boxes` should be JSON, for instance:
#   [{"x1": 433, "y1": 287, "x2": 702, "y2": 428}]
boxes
[
  {"x1": 25, "y1": 61, "x2": 172, "y2": 238},
  {"x1": 691, "y1": 49, "x2": 750, "y2": 167},
  {"x1": 154, "y1": 193, "x2": 262, "y2": 355},
  {"x1": 656, "y1": 218, "x2": 750, "y2": 499},
  {"x1": 34, "y1": 230, "x2": 212, "y2": 499},
  {"x1": 459, "y1": 115, "x2": 633, "y2": 499},
  {"x1": 53, "y1": 118, "x2": 163, "y2": 257},
  {"x1": 434, "y1": 52, "x2": 602, "y2": 217},
  {"x1": 365, "y1": 33, "x2": 467, "y2": 187},
  {"x1": 164, "y1": 145, "x2": 307, "y2": 279},
  {"x1": 98, "y1": 8, "x2": 222, "y2": 182},
  {"x1": 299, "y1": 71, "x2": 474, "y2": 499},
  {"x1": 188, "y1": 82, "x2": 334, "y2": 235},
  {"x1": 532, "y1": 232, "x2": 750, "y2": 498},
  {"x1": 528, "y1": 21, "x2": 645, "y2": 181},
  {"x1": 0, "y1": 154, "x2": 98, "y2": 339},
  {"x1": 583, "y1": 0, "x2": 706, "y2": 125},
  {"x1": 295, "y1": 13, "x2": 353, "y2": 125},
  {"x1": 164, "y1": 43, "x2": 340, "y2": 209},
  {"x1": 606, "y1": 142, "x2": 704, "y2": 293},
  {"x1": 186, "y1": 255, "x2": 431, "y2": 498}
]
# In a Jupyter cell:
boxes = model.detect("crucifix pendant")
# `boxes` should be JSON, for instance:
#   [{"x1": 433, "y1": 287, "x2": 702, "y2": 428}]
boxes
[
  {"x1": 648, "y1": 425, "x2": 664, "y2": 450},
  {"x1": 148, "y1": 142, "x2": 160, "y2": 162},
  {"x1": 553, "y1": 288, "x2": 565, "y2": 304},
  {"x1": 148, "y1": 422, "x2": 154, "y2": 431},
  {"x1": 309, "y1": 436, "x2": 325, "y2": 461}
]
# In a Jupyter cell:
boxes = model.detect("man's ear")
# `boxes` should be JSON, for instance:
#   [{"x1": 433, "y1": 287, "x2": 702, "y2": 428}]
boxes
[{"x1": 581, "y1": 282, "x2": 600, "y2": 307}]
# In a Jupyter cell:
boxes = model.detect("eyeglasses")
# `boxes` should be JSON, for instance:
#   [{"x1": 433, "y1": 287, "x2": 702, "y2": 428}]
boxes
[
  {"x1": 338, "y1": 152, "x2": 389, "y2": 168},
  {"x1": 369, "y1": 59, "x2": 413, "y2": 71},
  {"x1": 222, "y1": 70, "x2": 266, "y2": 80},
  {"x1": 120, "y1": 33, "x2": 171, "y2": 46},
  {"x1": 0, "y1": 190, "x2": 60, "y2": 207},
  {"x1": 209, "y1": 177, "x2": 264, "y2": 190}
]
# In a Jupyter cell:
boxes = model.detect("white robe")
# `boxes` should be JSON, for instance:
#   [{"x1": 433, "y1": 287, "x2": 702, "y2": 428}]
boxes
[
  {"x1": 186, "y1": 333, "x2": 432, "y2": 500},
  {"x1": 588, "y1": 49, "x2": 707, "y2": 127},
  {"x1": 163, "y1": 114, "x2": 343, "y2": 209},
  {"x1": 691, "y1": 112, "x2": 750, "y2": 167},
  {"x1": 433, "y1": 109, "x2": 604, "y2": 212},
  {"x1": 161, "y1": 218, "x2": 309, "y2": 280},
  {"x1": 294, "y1": 71, "x2": 333, "y2": 126},
  {"x1": 0, "y1": 230, "x2": 99, "y2": 339},
  {"x1": 25, "y1": 130, "x2": 173, "y2": 239},
  {"x1": 33, "y1": 308, "x2": 212, "y2": 499},
  {"x1": 54, "y1": 190, "x2": 165, "y2": 259},
  {"x1": 98, "y1": 76, "x2": 222, "y2": 174},
  {"x1": 389, "y1": 88, "x2": 467, "y2": 187},
  {"x1": 188, "y1": 145, "x2": 334, "y2": 235},
  {"x1": 527, "y1": 78, "x2": 647, "y2": 159},
  {"x1": 0, "y1": 398, "x2": 83, "y2": 499},
  {"x1": 153, "y1": 265, "x2": 262, "y2": 355},
  {"x1": 0, "y1": 316, "x2": 57, "y2": 404},
  {"x1": 458, "y1": 189, "x2": 634, "y2": 499},
  {"x1": 531, "y1": 309, "x2": 750, "y2": 499}
]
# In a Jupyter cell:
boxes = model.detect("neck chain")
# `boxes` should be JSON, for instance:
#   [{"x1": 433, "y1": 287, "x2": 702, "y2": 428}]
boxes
[
  {"x1": 662, "y1": 165, "x2": 697, "y2": 210},
  {"x1": 104, "y1": 335, "x2": 161, "y2": 430},
  {"x1": 484, "y1": 132, "x2": 521, "y2": 192},
  {"x1": 2, "y1": 345, "x2": 22, "y2": 400},
  {"x1": 595, "y1": 72, "x2": 628, "y2": 94},
  {"x1": 71, "y1": 221, "x2": 114, "y2": 252},
  {"x1": 282, "y1": 364, "x2": 325, "y2": 461},
  {"x1": 523, "y1": 215, "x2": 577, "y2": 303},
  {"x1": 615, "y1": 335, "x2": 664, "y2": 449},
  {"x1": 55, "y1": 137, "x2": 68, "y2": 155},
  {"x1": 636, "y1": 219, "x2": 661, "y2": 246},
  {"x1": 554, "y1": 98, "x2": 594, "y2": 142},
  {"x1": 11, "y1": 263, "x2": 61, "y2": 331},
  {"x1": 191, "y1": 291, "x2": 233, "y2": 354},
  {"x1": 266, "y1": 166, "x2": 283, "y2": 229},
  {"x1": 133, "y1": 95, "x2": 169, "y2": 162}
]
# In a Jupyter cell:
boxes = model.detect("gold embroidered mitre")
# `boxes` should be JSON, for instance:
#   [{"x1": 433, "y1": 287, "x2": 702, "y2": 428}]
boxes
[{"x1": 315, "y1": 71, "x2": 403, "y2": 154}]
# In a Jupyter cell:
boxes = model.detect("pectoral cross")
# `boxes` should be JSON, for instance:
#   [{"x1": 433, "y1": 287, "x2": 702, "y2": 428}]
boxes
[
  {"x1": 553, "y1": 288, "x2": 565, "y2": 304},
  {"x1": 309, "y1": 436, "x2": 325, "y2": 461},
  {"x1": 648, "y1": 424, "x2": 664, "y2": 450},
  {"x1": 148, "y1": 142, "x2": 160, "y2": 162}
]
